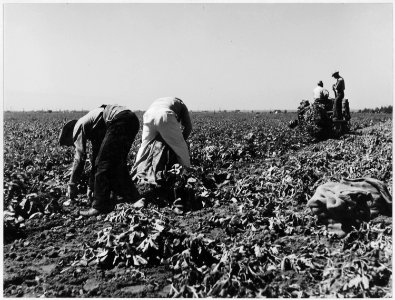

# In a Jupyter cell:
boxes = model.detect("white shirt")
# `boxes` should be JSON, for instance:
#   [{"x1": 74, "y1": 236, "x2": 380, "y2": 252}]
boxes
[
  {"x1": 146, "y1": 97, "x2": 192, "y2": 139},
  {"x1": 313, "y1": 86, "x2": 324, "y2": 99}
]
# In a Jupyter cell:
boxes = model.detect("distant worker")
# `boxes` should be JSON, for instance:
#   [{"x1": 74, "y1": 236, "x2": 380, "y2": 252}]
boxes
[
  {"x1": 332, "y1": 71, "x2": 345, "y2": 120},
  {"x1": 313, "y1": 81, "x2": 330, "y2": 101},
  {"x1": 59, "y1": 105, "x2": 140, "y2": 216}
]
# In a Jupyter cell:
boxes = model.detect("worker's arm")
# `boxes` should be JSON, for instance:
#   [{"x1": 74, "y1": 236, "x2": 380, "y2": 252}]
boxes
[
  {"x1": 87, "y1": 139, "x2": 102, "y2": 197},
  {"x1": 332, "y1": 84, "x2": 337, "y2": 97},
  {"x1": 69, "y1": 128, "x2": 87, "y2": 185},
  {"x1": 180, "y1": 105, "x2": 192, "y2": 140}
]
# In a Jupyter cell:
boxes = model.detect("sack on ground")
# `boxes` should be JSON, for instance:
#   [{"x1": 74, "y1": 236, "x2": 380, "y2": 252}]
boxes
[{"x1": 307, "y1": 177, "x2": 392, "y2": 233}]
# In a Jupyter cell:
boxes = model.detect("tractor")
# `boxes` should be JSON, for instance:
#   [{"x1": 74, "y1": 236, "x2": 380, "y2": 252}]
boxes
[{"x1": 289, "y1": 97, "x2": 351, "y2": 139}]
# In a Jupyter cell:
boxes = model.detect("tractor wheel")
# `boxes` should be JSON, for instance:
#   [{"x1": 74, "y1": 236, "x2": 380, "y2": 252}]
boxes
[
  {"x1": 345, "y1": 121, "x2": 351, "y2": 133},
  {"x1": 333, "y1": 122, "x2": 343, "y2": 138}
]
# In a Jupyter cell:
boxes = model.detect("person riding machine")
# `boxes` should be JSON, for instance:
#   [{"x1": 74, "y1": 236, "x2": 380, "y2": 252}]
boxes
[{"x1": 289, "y1": 74, "x2": 351, "y2": 139}]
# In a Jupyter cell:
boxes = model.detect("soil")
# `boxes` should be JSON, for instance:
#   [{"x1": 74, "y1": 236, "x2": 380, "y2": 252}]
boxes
[
  {"x1": 3, "y1": 113, "x2": 392, "y2": 298},
  {"x1": 6, "y1": 182, "x2": 390, "y2": 297},
  {"x1": 3, "y1": 195, "x2": 252, "y2": 297}
]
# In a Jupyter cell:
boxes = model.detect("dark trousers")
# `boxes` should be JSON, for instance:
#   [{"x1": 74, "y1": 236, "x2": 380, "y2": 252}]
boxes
[
  {"x1": 92, "y1": 111, "x2": 140, "y2": 211},
  {"x1": 333, "y1": 92, "x2": 344, "y2": 120}
]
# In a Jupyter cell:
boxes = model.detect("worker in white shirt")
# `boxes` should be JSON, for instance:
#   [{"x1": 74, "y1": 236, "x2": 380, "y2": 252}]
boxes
[
  {"x1": 134, "y1": 97, "x2": 192, "y2": 169},
  {"x1": 313, "y1": 81, "x2": 329, "y2": 101},
  {"x1": 131, "y1": 97, "x2": 192, "y2": 208}
]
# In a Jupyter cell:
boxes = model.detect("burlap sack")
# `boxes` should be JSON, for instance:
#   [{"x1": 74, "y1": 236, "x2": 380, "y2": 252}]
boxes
[{"x1": 307, "y1": 177, "x2": 392, "y2": 235}]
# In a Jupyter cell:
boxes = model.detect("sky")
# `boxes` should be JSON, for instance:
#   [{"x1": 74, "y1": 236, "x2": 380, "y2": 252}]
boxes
[{"x1": 2, "y1": 2, "x2": 393, "y2": 111}]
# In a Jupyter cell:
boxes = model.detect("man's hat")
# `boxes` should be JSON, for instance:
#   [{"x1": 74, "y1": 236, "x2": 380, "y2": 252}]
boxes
[
  {"x1": 59, "y1": 120, "x2": 78, "y2": 146},
  {"x1": 332, "y1": 70, "x2": 339, "y2": 76}
]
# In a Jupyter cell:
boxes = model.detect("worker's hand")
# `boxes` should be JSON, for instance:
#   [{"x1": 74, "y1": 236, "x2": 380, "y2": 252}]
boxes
[
  {"x1": 67, "y1": 183, "x2": 78, "y2": 200},
  {"x1": 183, "y1": 166, "x2": 193, "y2": 174},
  {"x1": 86, "y1": 187, "x2": 94, "y2": 201}
]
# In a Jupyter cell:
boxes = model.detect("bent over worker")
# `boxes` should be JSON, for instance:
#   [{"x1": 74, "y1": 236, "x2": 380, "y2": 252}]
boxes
[
  {"x1": 332, "y1": 71, "x2": 345, "y2": 120},
  {"x1": 59, "y1": 105, "x2": 140, "y2": 216},
  {"x1": 134, "y1": 97, "x2": 192, "y2": 169}
]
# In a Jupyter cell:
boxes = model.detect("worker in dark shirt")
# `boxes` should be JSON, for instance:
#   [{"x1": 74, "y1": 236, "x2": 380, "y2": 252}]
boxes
[
  {"x1": 332, "y1": 71, "x2": 345, "y2": 120},
  {"x1": 59, "y1": 104, "x2": 140, "y2": 216}
]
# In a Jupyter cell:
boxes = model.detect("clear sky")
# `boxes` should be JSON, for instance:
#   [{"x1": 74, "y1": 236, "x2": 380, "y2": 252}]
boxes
[{"x1": 3, "y1": 2, "x2": 393, "y2": 111}]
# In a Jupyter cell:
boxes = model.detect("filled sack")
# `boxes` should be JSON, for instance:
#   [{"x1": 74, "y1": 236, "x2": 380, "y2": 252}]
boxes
[{"x1": 307, "y1": 177, "x2": 392, "y2": 234}]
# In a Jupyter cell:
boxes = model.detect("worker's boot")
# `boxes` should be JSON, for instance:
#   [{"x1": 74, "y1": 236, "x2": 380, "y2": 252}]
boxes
[
  {"x1": 80, "y1": 207, "x2": 101, "y2": 217},
  {"x1": 132, "y1": 198, "x2": 147, "y2": 209},
  {"x1": 172, "y1": 198, "x2": 185, "y2": 215}
]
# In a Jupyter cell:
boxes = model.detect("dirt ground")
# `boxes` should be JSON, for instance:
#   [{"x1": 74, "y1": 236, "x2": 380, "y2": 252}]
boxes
[
  {"x1": 3, "y1": 112, "x2": 392, "y2": 298},
  {"x1": 3, "y1": 196, "x2": 249, "y2": 297},
  {"x1": 3, "y1": 174, "x2": 391, "y2": 297}
]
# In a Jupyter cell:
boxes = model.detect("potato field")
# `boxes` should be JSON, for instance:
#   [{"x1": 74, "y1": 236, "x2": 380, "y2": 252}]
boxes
[{"x1": 3, "y1": 111, "x2": 392, "y2": 297}]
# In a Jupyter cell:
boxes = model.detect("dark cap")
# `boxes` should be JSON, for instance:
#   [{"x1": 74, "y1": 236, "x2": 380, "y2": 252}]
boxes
[{"x1": 59, "y1": 120, "x2": 77, "y2": 146}]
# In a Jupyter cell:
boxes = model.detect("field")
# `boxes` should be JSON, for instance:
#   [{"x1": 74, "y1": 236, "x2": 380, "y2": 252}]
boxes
[{"x1": 3, "y1": 110, "x2": 392, "y2": 297}]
